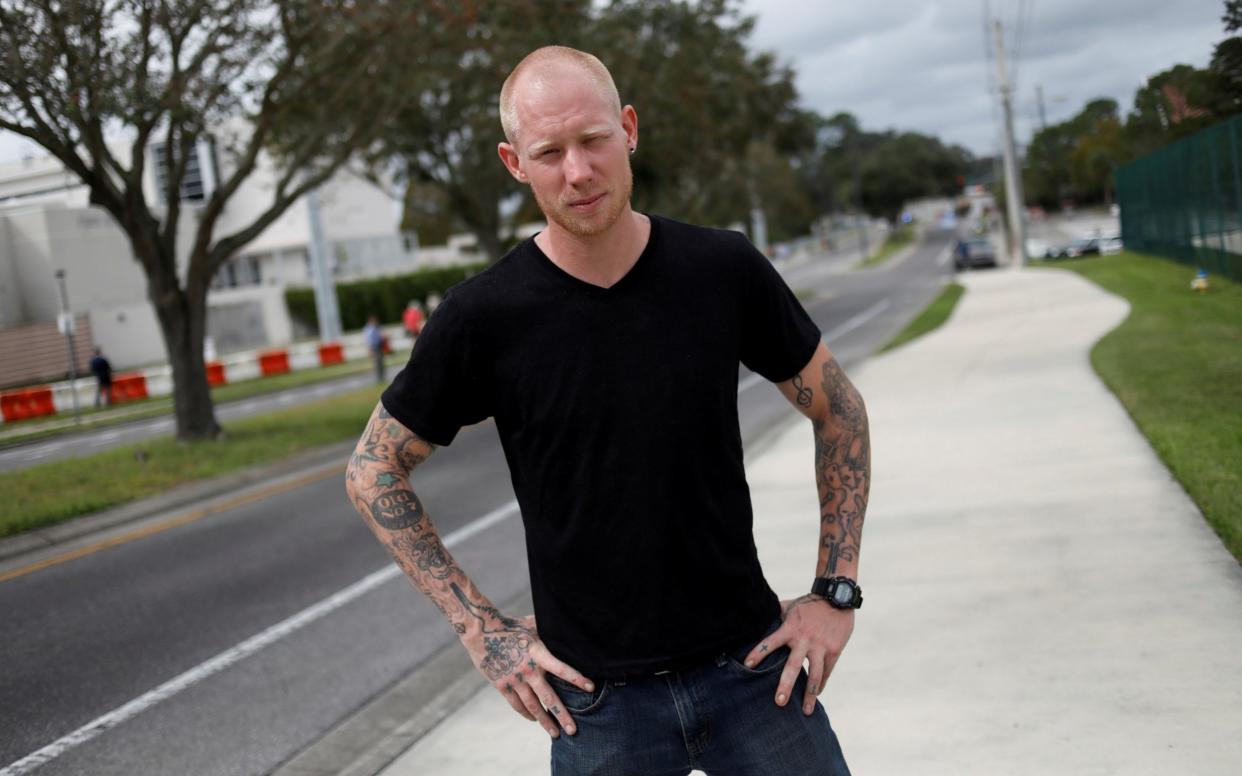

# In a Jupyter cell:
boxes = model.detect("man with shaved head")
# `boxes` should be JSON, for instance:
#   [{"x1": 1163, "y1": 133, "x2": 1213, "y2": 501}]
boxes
[{"x1": 348, "y1": 45, "x2": 866, "y2": 775}]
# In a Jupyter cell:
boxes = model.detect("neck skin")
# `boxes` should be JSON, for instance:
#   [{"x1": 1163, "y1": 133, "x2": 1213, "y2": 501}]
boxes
[{"x1": 534, "y1": 208, "x2": 651, "y2": 289}]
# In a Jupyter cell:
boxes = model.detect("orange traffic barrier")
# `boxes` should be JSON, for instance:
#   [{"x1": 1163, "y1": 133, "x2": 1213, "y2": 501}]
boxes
[
  {"x1": 258, "y1": 349, "x2": 290, "y2": 377},
  {"x1": 206, "y1": 361, "x2": 227, "y2": 387},
  {"x1": 111, "y1": 374, "x2": 149, "y2": 403},
  {"x1": 0, "y1": 387, "x2": 56, "y2": 422},
  {"x1": 318, "y1": 342, "x2": 344, "y2": 366}
]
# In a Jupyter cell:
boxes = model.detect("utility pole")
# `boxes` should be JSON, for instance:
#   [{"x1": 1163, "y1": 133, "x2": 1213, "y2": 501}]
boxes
[
  {"x1": 305, "y1": 188, "x2": 343, "y2": 342},
  {"x1": 53, "y1": 269, "x2": 81, "y2": 423},
  {"x1": 993, "y1": 19, "x2": 1028, "y2": 268},
  {"x1": 1035, "y1": 84, "x2": 1048, "y2": 132}
]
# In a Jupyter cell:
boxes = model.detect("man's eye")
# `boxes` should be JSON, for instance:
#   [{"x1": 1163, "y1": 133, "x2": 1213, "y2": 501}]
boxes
[{"x1": 539, "y1": 149, "x2": 560, "y2": 158}]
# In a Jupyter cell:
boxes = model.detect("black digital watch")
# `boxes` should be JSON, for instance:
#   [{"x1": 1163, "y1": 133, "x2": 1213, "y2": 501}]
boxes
[{"x1": 811, "y1": 576, "x2": 863, "y2": 610}]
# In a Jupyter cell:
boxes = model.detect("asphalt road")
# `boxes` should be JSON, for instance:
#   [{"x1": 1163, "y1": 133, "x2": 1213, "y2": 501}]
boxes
[{"x1": 0, "y1": 229, "x2": 955, "y2": 776}]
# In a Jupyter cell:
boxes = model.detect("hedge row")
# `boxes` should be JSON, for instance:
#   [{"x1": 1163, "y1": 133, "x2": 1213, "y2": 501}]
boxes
[{"x1": 285, "y1": 262, "x2": 488, "y2": 332}]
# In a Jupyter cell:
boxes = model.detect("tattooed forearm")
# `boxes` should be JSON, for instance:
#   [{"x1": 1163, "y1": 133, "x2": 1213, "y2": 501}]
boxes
[
  {"x1": 451, "y1": 582, "x2": 537, "y2": 680},
  {"x1": 347, "y1": 403, "x2": 496, "y2": 635},
  {"x1": 813, "y1": 355, "x2": 870, "y2": 576},
  {"x1": 368, "y1": 489, "x2": 426, "y2": 531}
]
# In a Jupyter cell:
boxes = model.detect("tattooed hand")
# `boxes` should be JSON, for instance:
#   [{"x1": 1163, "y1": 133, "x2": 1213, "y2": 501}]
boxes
[
  {"x1": 456, "y1": 605, "x2": 595, "y2": 739},
  {"x1": 743, "y1": 595, "x2": 854, "y2": 717}
]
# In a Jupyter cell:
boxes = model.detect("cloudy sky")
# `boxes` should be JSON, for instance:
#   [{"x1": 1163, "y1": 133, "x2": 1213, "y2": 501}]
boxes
[
  {"x1": 0, "y1": 0, "x2": 1229, "y2": 162},
  {"x1": 742, "y1": 0, "x2": 1226, "y2": 155}
]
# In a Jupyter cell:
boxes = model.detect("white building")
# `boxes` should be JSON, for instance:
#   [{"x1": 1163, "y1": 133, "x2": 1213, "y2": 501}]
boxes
[{"x1": 0, "y1": 136, "x2": 474, "y2": 386}]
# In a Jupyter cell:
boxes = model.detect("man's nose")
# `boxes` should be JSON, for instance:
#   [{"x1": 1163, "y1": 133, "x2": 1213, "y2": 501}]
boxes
[{"x1": 563, "y1": 146, "x2": 593, "y2": 186}]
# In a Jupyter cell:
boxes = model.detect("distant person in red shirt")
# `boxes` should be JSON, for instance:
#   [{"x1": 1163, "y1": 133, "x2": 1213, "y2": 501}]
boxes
[{"x1": 402, "y1": 300, "x2": 425, "y2": 340}]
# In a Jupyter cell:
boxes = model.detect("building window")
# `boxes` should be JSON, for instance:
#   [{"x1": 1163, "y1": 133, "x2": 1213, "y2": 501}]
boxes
[{"x1": 151, "y1": 138, "x2": 211, "y2": 205}]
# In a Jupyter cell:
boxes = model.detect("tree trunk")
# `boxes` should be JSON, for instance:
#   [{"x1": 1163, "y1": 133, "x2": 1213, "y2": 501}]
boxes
[
  {"x1": 473, "y1": 225, "x2": 504, "y2": 264},
  {"x1": 147, "y1": 252, "x2": 221, "y2": 441}
]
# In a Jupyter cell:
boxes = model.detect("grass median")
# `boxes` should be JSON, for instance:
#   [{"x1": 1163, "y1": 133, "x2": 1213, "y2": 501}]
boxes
[
  {"x1": 857, "y1": 224, "x2": 915, "y2": 269},
  {"x1": 880, "y1": 281, "x2": 965, "y2": 353},
  {"x1": 0, "y1": 384, "x2": 383, "y2": 538},
  {"x1": 1050, "y1": 251, "x2": 1242, "y2": 563}
]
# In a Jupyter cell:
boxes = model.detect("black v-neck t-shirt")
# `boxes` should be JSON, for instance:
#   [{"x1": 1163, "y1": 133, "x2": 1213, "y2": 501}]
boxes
[{"x1": 382, "y1": 214, "x2": 821, "y2": 678}]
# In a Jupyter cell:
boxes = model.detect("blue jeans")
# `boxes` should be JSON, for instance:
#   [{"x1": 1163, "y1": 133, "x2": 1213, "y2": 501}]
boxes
[{"x1": 548, "y1": 619, "x2": 851, "y2": 775}]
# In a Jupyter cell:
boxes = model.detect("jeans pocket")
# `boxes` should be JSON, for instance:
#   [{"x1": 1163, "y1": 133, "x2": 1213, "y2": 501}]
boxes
[
  {"x1": 546, "y1": 673, "x2": 610, "y2": 715},
  {"x1": 724, "y1": 617, "x2": 789, "y2": 675}
]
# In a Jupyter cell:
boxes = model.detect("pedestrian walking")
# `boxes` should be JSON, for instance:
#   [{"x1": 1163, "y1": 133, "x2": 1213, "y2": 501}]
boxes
[
  {"x1": 346, "y1": 46, "x2": 868, "y2": 776},
  {"x1": 401, "y1": 300, "x2": 424, "y2": 340},
  {"x1": 362, "y1": 315, "x2": 385, "y2": 384},
  {"x1": 89, "y1": 346, "x2": 113, "y2": 407}
]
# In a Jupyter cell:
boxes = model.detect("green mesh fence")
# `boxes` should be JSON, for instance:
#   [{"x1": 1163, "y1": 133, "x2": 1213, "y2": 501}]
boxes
[{"x1": 1116, "y1": 114, "x2": 1242, "y2": 282}]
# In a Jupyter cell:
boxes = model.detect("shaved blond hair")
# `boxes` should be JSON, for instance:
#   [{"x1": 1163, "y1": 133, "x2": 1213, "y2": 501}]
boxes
[{"x1": 499, "y1": 46, "x2": 622, "y2": 145}]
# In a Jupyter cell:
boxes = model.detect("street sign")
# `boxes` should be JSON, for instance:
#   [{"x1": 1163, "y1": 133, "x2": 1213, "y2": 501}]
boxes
[{"x1": 57, "y1": 312, "x2": 75, "y2": 336}]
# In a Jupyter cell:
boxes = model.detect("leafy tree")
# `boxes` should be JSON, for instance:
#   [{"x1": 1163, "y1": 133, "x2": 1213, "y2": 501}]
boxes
[
  {"x1": 1025, "y1": 99, "x2": 1123, "y2": 208},
  {"x1": 0, "y1": 0, "x2": 406, "y2": 439},
  {"x1": 379, "y1": 0, "x2": 594, "y2": 262},
  {"x1": 593, "y1": 0, "x2": 810, "y2": 229},
  {"x1": 1071, "y1": 114, "x2": 1125, "y2": 204},
  {"x1": 378, "y1": 0, "x2": 809, "y2": 257},
  {"x1": 1126, "y1": 64, "x2": 1239, "y2": 157}
]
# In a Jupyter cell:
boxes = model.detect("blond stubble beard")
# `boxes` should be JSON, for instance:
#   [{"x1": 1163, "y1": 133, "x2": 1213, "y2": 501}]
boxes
[{"x1": 532, "y1": 163, "x2": 634, "y2": 238}]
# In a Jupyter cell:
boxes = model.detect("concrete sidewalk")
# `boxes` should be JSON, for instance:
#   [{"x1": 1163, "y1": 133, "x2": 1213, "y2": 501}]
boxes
[{"x1": 381, "y1": 268, "x2": 1242, "y2": 775}]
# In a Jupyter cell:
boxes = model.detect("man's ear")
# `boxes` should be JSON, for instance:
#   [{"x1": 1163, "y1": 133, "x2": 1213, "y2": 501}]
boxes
[
  {"x1": 621, "y1": 105, "x2": 638, "y2": 152},
  {"x1": 497, "y1": 142, "x2": 528, "y2": 183}
]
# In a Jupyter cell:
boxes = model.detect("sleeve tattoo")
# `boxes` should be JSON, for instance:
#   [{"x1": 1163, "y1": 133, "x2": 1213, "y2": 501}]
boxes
[
  {"x1": 345, "y1": 405, "x2": 532, "y2": 679},
  {"x1": 810, "y1": 355, "x2": 870, "y2": 575}
]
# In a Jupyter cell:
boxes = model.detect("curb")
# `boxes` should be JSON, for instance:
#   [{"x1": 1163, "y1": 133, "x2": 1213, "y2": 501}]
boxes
[
  {"x1": 0, "y1": 439, "x2": 355, "y2": 568},
  {"x1": 270, "y1": 590, "x2": 534, "y2": 776}
]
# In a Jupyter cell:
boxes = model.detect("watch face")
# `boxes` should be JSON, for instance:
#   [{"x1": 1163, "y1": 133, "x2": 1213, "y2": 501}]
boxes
[{"x1": 832, "y1": 583, "x2": 855, "y2": 606}]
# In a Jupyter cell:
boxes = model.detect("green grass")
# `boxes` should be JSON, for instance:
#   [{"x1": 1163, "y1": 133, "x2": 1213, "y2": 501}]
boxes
[
  {"x1": 1052, "y1": 252, "x2": 1242, "y2": 562},
  {"x1": 857, "y1": 224, "x2": 915, "y2": 269},
  {"x1": 0, "y1": 384, "x2": 384, "y2": 537},
  {"x1": 880, "y1": 282, "x2": 966, "y2": 353},
  {"x1": 0, "y1": 354, "x2": 404, "y2": 448}
]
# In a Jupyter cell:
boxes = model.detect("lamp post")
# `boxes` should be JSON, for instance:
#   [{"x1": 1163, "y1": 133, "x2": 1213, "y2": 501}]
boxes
[{"x1": 53, "y1": 269, "x2": 81, "y2": 423}]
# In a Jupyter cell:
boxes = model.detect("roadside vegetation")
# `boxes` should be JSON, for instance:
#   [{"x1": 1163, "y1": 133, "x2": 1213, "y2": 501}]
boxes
[
  {"x1": 880, "y1": 282, "x2": 966, "y2": 353},
  {"x1": 857, "y1": 224, "x2": 915, "y2": 269},
  {"x1": 1053, "y1": 252, "x2": 1242, "y2": 562},
  {"x1": 0, "y1": 385, "x2": 383, "y2": 538}
]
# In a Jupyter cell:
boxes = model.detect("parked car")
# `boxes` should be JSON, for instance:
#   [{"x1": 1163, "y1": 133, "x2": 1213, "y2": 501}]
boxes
[
  {"x1": 954, "y1": 237, "x2": 998, "y2": 269},
  {"x1": 1099, "y1": 234, "x2": 1124, "y2": 255},
  {"x1": 1046, "y1": 237, "x2": 1101, "y2": 259}
]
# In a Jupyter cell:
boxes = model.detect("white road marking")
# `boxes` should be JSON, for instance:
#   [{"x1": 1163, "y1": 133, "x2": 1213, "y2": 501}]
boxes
[
  {"x1": 737, "y1": 372, "x2": 766, "y2": 393},
  {"x1": 0, "y1": 500, "x2": 521, "y2": 776},
  {"x1": 822, "y1": 299, "x2": 891, "y2": 343},
  {"x1": 936, "y1": 245, "x2": 953, "y2": 268}
]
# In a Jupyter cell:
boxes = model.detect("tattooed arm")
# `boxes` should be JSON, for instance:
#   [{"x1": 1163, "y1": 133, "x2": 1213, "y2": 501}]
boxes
[
  {"x1": 745, "y1": 341, "x2": 870, "y2": 716},
  {"x1": 345, "y1": 403, "x2": 593, "y2": 738}
]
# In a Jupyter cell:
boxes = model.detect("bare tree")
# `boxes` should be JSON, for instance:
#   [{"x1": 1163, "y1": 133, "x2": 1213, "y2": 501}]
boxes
[{"x1": 0, "y1": 0, "x2": 407, "y2": 439}]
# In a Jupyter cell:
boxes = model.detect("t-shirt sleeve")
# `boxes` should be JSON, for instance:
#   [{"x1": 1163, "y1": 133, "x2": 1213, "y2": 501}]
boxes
[
  {"x1": 736, "y1": 238, "x2": 822, "y2": 383},
  {"x1": 380, "y1": 293, "x2": 490, "y2": 446}
]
